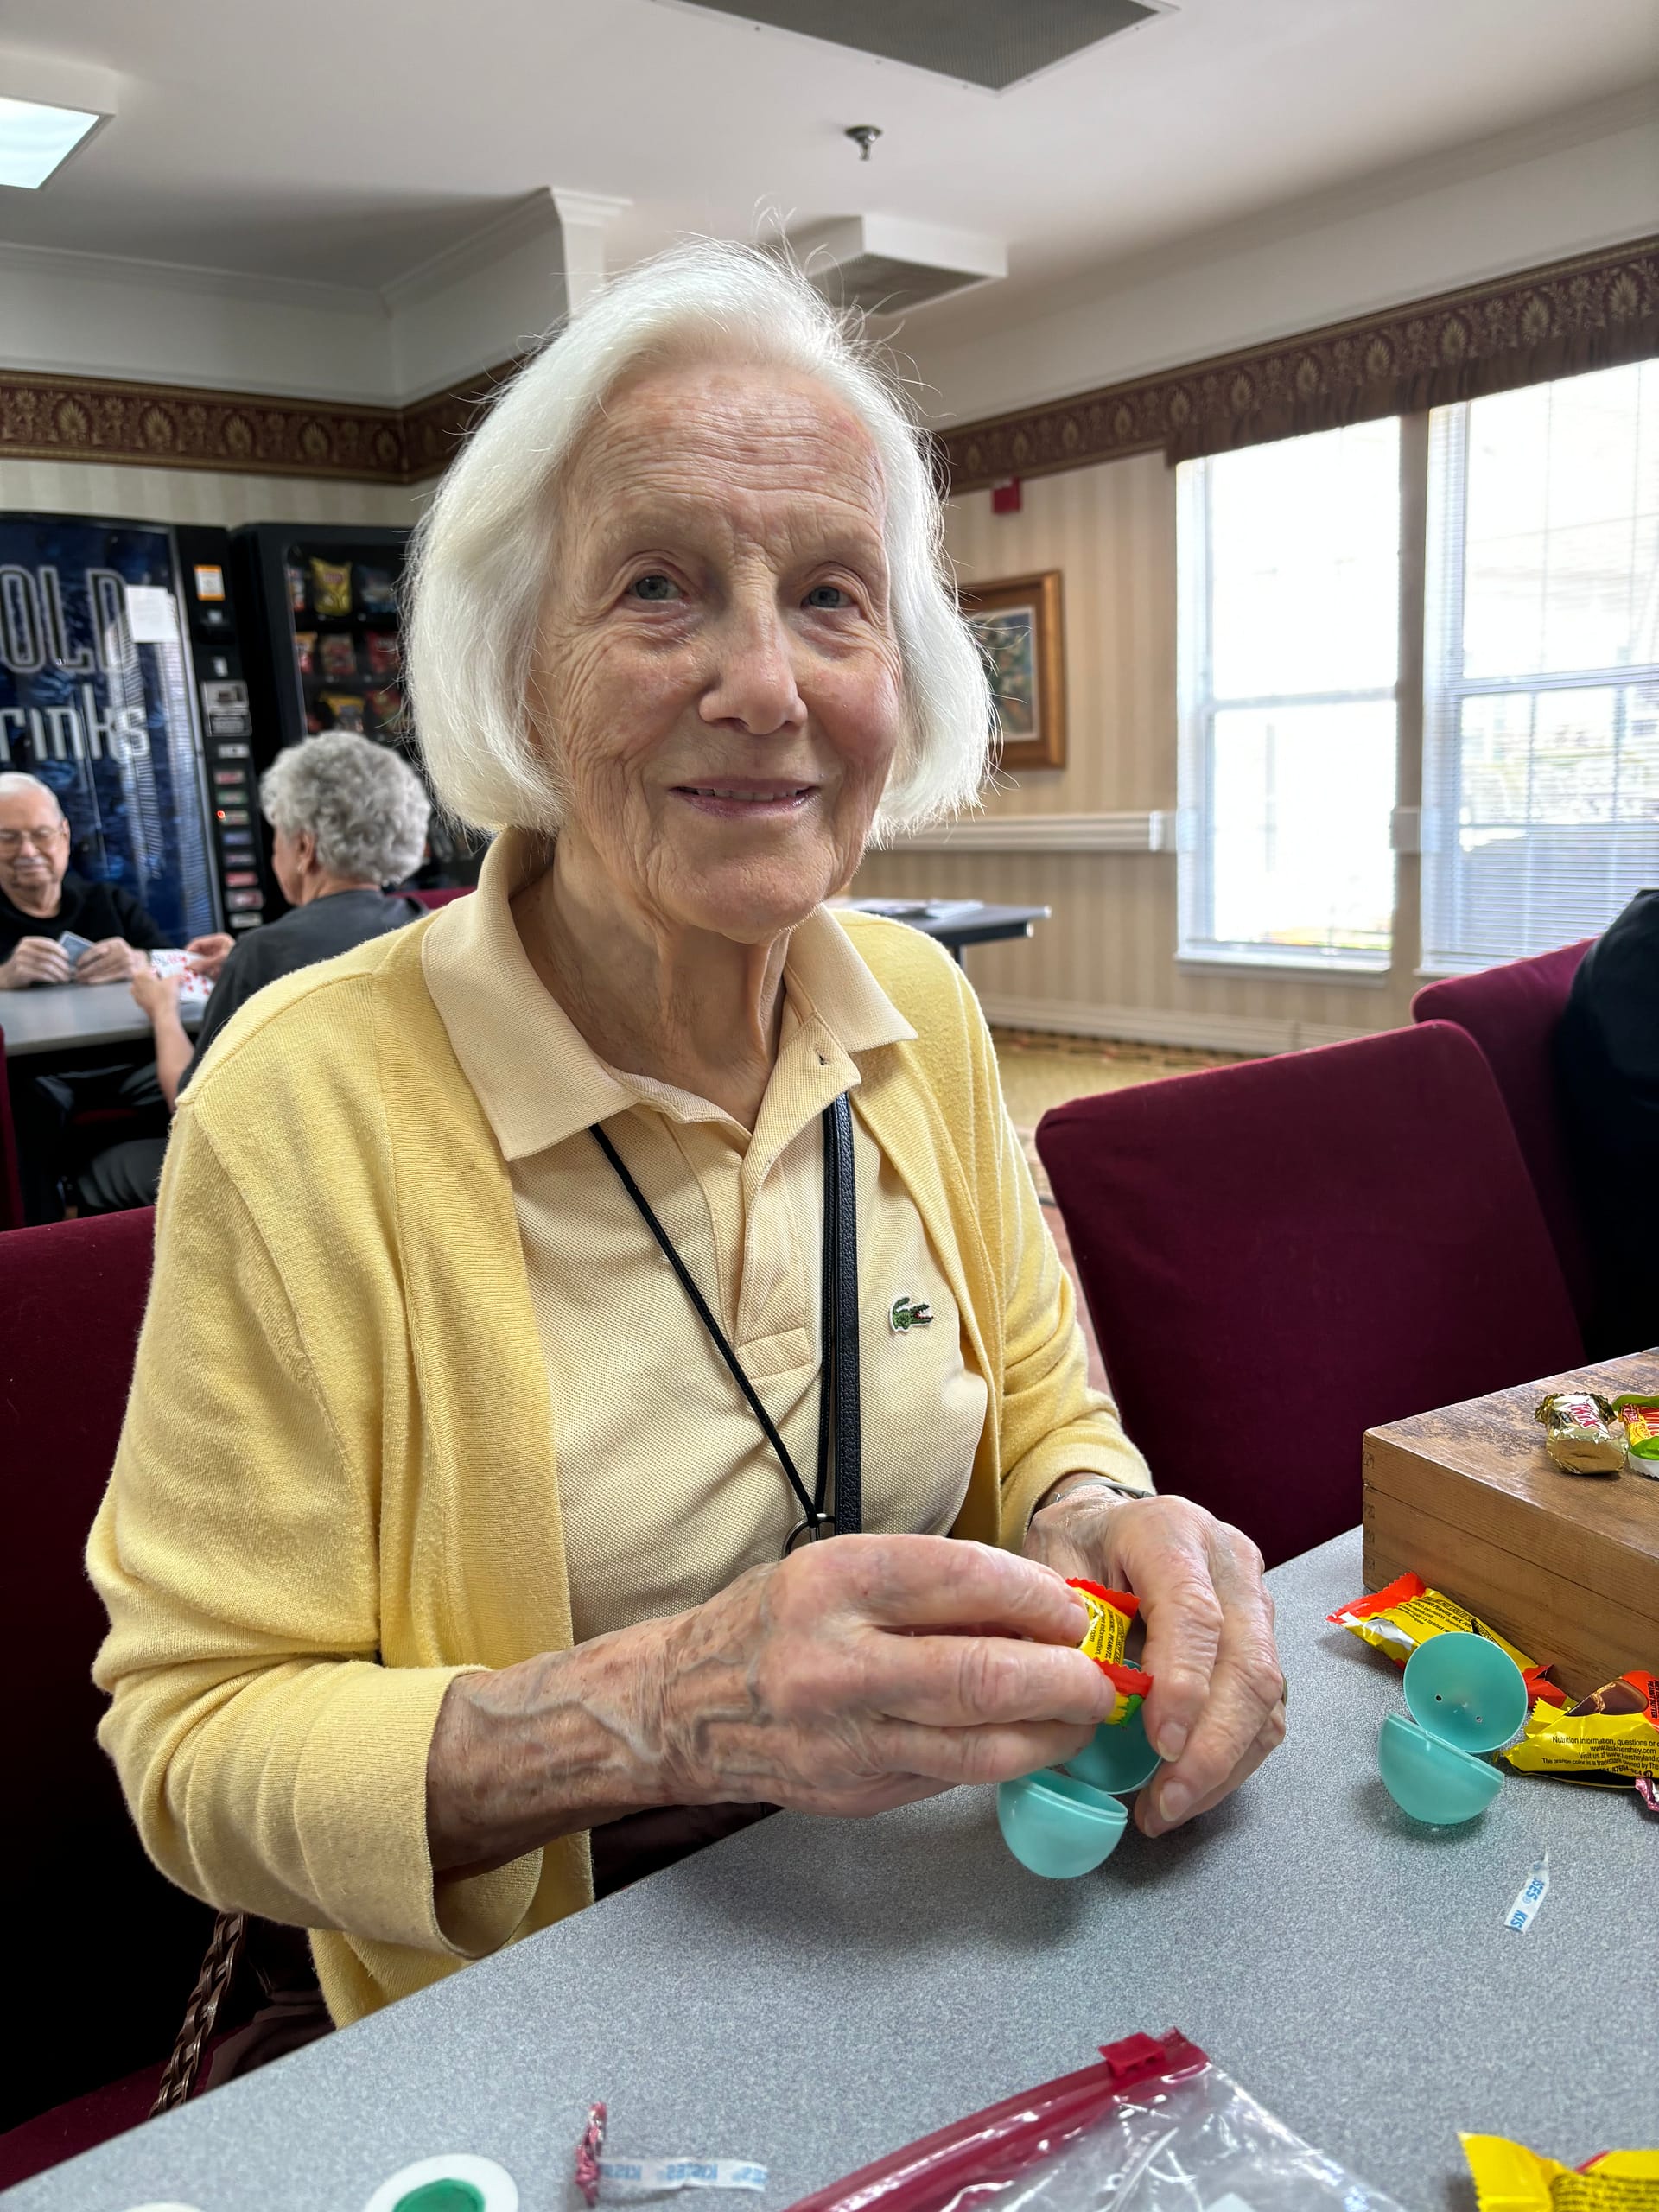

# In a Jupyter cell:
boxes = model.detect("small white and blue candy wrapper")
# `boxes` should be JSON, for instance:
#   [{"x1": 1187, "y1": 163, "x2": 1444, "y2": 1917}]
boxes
[
  {"x1": 598, "y1": 2158, "x2": 768, "y2": 2194},
  {"x1": 1503, "y1": 1850, "x2": 1549, "y2": 1932}
]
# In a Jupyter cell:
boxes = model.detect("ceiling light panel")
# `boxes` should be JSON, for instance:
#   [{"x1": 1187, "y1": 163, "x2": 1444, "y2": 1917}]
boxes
[
  {"x1": 668, "y1": 0, "x2": 1160, "y2": 92},
  {"x1": 0, "y1": 94, "x2": 101, "y2": 189}
]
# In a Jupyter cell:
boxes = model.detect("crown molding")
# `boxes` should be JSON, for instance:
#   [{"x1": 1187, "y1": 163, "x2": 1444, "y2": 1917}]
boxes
[
  {"x1": 378, "y1": 190, "x2": 563, "y2": 315},
  {"x1": 940, "y1": 230, "x2": 1659, "y2": 491},
  {"x1": 550, "y1": 189, "x2": 632, "y2": 231},
  {"x1": 0, "y1": 235, "x2": 382, "y2": 315}
]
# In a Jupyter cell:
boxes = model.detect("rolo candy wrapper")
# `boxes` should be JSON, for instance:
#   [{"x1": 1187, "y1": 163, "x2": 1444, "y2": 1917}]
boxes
[
  {"x1": 1535, "y1": 1389, "x2": 1626, "y2": 1475},
  {"x1": 1498, "y1": 1669, "x2": 1659, "y2": 1790},
  {"x1": 1613, "y1": 1394, "x2": 1659, "y2": 1478},
  {"x1": 1328, "y1": 1571, "x2": 1567, "y2": 1707},
  {"x1": 1066, "y1": 1579, "x2": 1152, "y2": 1726},
  {"x1": 1462, "y1": 2134, "x2": 1659, "y2": 2212}
]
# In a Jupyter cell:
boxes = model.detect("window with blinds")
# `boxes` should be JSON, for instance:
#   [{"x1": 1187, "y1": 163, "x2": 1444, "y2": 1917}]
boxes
[
  {"x1": 1176, "y1": 420, "x2": 1400, "y2": 969},
  {"x1": 1422, "y1": 361, "x2": 1659, "y2": 974}
]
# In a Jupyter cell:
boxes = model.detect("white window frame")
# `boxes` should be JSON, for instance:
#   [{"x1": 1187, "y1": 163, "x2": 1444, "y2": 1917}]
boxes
[
  {"x1": 1175, "y1": 448, "x2": 1398, "y2": 976},
  {"x1": 1420, "y1": 389, "x2": 1659, "y2": 976}
]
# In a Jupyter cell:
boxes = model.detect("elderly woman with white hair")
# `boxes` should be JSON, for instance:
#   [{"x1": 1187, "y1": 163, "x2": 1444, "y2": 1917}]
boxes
[
  {"x1": 78, "y1": 728, "x2": 429, "y2": 1214},
  {"x1": 91, "y1": 244, "x2": 1284, "y2": 2030}
]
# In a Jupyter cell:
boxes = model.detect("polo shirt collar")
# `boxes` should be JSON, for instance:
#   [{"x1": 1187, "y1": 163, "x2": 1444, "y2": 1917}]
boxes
[{"x1": 422, "y1": 828, "x2": 914, "y2": 1166}]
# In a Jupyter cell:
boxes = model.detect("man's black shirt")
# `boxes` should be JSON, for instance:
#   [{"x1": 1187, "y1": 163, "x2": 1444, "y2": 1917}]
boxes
[
  {"x1": 183, "y1": 887, "x2": 421, "y2": 1084},
  {"x1": 1556, "y1": 887, "x2": 1659, "y2": 1354},
  {"x1": 0, "y1": 870, "x2": 169, "y2": 965}
]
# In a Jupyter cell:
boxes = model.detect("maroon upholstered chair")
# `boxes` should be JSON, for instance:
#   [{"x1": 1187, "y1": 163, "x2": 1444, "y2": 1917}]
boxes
[
  {"x1": 1036, "y1": 1021, "x2": 1584, "y2": 1569},
  {"x1": 410, "y1": 886, "x2": 474, "y2": 910},
  {"x1": 0, "y1": 1209, "x2": 215, "y2": 2177},
  {"x1": 0, "y1": 1027, "x2": 24, "y2": 1230},
  {"x1": 1411, "y1": 942, "x2": 1594, "y2": 1330}
]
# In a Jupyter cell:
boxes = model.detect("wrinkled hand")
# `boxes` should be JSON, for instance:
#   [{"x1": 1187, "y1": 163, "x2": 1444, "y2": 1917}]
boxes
[
  {"x1": 1024, "y1": 1488, "x2": 1284, "y2": 1837},
  {"x1": 427, "y1": 1535, "x2": 1120, "y2": 1875},
  {"x1": 75, "y1": 936, "x2": 140, "y2": 984},
  {"x1": 130, "y1": 963, "x2": 181, "y2": 1021},
  {"x1": 185, "y1": 931, "x2": 233, "y2": 982},
  {"x1": 652, "y1": 1535, "x2": 1118, "y2": 1815},
  {"x1": 0, "y1": 935, "x2": 72, "y2": 988}
]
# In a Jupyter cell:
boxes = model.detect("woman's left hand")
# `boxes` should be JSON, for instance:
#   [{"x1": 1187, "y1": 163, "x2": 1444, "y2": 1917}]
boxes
[
  {"x1": 130, "y1": 963, "x2": 181, "y2": 1021},
  {"x1": 1023, "y1": 1485, "x2": 1285, "y2": 1838},
  {"x1": 186, "y1": 931, "x2": 234, "y2": 982}
]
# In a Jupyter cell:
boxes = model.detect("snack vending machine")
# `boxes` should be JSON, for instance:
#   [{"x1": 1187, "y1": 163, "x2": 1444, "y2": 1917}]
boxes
[
  {"x1": 231, "y1": 522, "x2": 479, "y2": 898},
  {"x1": 0, "y1": 512, "x2": 275, "y2": 939}
]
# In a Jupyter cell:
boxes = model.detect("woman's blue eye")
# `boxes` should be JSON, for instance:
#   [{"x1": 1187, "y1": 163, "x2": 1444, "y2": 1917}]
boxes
[
  {"x1": 806, "y1": 584, "x2": 849, "y2": 609},
  {"x1": 630, "y1": 574, "x2": 679, "y2": 601}
]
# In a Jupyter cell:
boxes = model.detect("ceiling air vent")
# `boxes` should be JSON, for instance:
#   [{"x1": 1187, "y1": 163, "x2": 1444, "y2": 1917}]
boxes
[
  {"x1": 787, "y1": 215, "x2": 1006, "y2": 316},
  {"x1": 664, "y1": 0, "x2": 1163, "y2": 92}
]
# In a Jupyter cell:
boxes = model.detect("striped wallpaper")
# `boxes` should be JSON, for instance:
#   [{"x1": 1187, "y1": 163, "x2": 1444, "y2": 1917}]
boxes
[
  {"x1": 0, "y1": 455, "x2": 422, "y2": 531},
  {"x1": 852, "y1": 452, "x2": 1421, "y2": 1053}
]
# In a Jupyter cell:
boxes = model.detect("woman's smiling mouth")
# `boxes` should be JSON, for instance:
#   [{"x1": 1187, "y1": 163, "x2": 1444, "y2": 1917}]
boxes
[{"x1": 671, "y1": 781, "x2": 817, "y2": 817}]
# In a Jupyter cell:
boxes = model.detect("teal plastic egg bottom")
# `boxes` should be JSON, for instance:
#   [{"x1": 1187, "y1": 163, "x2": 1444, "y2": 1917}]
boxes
[
  {"x1": 1376, "y1": 1630, "x2": 1528, "y2": 1827},
  {"x1": 998, "y1": 1713, "x2": 1161, "y2": 1878}
]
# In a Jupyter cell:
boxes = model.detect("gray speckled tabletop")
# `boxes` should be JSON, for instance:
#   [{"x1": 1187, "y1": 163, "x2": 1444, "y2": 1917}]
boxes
[{"x1": 9, "y1": 1529, "x2": 1656, "y2": 2212}]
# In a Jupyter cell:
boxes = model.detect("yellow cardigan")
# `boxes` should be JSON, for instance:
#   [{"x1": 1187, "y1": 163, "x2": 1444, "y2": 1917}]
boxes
[{"x1": 89, "y1": 909, "x2": 1148, "y2": 2025}]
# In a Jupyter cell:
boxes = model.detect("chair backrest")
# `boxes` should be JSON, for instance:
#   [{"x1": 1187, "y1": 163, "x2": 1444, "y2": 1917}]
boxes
[
  {"x1": 0, "y1": 1210, "x2": 213, "y2": 2129},
  {"x1": 1036, "y1": 1021, "x2": 1584, "y2": 1570},
  {"x1": 410, "y1": 887, "x2": 474, "y2": 911},
  {"x1": 0, "y1": 1027, "x2": 24, "y2": 1231},
  {"x1": 1410, "y1": 943, "x2": 1594, "y2": 1327}
]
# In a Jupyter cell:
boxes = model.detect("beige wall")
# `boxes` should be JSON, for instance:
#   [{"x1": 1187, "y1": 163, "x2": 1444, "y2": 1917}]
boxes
[
  {"x1": 851, "y1": 454, "x2": 1420, "y2": 1053},
  {"x1": 0, "y1": 456, "x2": 422, "y2": 531}
]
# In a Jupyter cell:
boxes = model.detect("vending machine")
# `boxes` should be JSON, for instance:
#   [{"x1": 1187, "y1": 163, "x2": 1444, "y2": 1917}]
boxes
[
  {"x1": 0, "y1": 512, "x2": 275, "y2": 939},
  {"x1": 232, "y1": 521, "x2": 480, "y2": 895}
]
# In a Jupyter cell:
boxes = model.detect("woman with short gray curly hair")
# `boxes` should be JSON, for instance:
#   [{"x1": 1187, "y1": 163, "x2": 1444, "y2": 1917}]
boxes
[
  {"x1": 91, "y1": 241, "x2": 1281, "y2": 2031},
  {"x1": 79, "y1": 729, "x2": 429, "y2": 1212},
  {"x1": 260, "y1": 726, "x2": 431, "y2": 891}
]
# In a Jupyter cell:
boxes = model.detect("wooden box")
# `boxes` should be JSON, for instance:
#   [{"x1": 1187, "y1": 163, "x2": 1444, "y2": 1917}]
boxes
[{"x1": 1363, "y1": 1351, "x2": 1659, "y2": 1700}]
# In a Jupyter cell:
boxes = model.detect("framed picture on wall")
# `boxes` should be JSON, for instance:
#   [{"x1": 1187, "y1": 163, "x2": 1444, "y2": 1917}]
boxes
[{"x1": 957, "y1": 569, "x2": 1067, "y2": 772}]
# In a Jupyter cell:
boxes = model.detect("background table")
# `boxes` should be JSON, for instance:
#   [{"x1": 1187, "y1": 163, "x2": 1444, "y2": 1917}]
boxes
[
  {"x1": 838, "y1": 899, "x2": 1050, "y2": 965},
  {"x1": 9, "y1": 1528, "x2": 1654, "y2": 2211},
  {"x1": 0, "y1": 982, "x2": 201, "y2": 1058}
]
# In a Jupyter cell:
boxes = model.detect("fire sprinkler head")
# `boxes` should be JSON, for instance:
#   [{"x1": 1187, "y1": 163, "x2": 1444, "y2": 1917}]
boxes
[{"x1": 844, "y1": 125, "x2": 882, "y2": 162}]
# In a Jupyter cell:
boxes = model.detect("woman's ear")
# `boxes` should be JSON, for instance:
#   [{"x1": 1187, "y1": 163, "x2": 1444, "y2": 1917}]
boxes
[{"x1": 294, "y1": 828, "x2": 319, "y2": 877}]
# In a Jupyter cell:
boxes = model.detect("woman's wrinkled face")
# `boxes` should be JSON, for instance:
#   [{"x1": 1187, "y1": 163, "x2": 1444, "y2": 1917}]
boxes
[{"x1": 531, "y1": 361, "x2": 906, "y2": 941}]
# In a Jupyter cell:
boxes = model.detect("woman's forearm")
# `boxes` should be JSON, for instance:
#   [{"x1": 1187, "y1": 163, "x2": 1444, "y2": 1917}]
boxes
[
  {"x1": 427, "y1": 1617, "x2": 687, "y2": 1875},
  {"x1": 151, "y1": 1004, "x2": 195, "y2": 1109}
]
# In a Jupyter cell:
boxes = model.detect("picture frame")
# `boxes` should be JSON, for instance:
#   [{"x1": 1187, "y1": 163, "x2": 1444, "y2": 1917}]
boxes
[{"x1": 957, "y1": 569, "x2": 1067, "y2": 772}]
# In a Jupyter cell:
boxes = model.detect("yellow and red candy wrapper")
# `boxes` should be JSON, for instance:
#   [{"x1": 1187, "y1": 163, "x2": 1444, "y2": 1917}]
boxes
[
  {"x1": 1498, "y1": 1669, "x2": 1659, "y2": 1790},
  {"x1": 1462, "y1": 2134, "x2": 1659, "y2": 2211},
  {"x1": 1613, "y1": 1393, "x2": 1659, "y2": 1478},
  {"x1": 1328, "y1": 1571, "x2": 1567, "y2": 1707},
  {"x1": 1066, "y1": 1579, "x2": 1153, "y2": 1726}
]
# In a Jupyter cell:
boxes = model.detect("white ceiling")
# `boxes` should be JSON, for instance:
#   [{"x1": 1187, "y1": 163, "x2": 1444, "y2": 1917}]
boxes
[{"x1": 0, "y1": 0, "x2": 1655, "y2": 337}]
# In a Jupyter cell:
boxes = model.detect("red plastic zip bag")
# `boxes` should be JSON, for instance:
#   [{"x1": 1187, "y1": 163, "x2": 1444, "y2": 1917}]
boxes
[{"x1": 783, "y1": 2031, "x2": 1404, "y2": 2212}]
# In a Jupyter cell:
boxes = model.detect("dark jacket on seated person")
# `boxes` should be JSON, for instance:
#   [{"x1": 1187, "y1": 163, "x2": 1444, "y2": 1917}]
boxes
[
  {"x1": 1555, "y1": 887, "x2": 1659, "y2": 1355},
  {"x1": 181, "y1": 887, "x2": 421, "y2": 1090},
  {"x1": 0, "y1": 869, "x2": 168, "y2": 964},
  {"x1": 77, "y1": 888, "x2": 420, "y2": 1216}
]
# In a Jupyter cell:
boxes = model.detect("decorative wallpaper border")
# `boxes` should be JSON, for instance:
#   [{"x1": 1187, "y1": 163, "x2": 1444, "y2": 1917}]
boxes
[
  {"x1": 4, "y1": 233, "x2": 1655, "y2": 490},
  {"x1": 939, "y1": 232, "x2": 1659, "y2": 491},
  {"x1": 0, "y1": 358, "x2": 518, "y2": 486}
]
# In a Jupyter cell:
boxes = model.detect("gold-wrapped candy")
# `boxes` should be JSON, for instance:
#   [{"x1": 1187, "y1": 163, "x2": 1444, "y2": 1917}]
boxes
[{"x1": 1534, "y1": 1389, "x2": 1625, "y2": 1475}]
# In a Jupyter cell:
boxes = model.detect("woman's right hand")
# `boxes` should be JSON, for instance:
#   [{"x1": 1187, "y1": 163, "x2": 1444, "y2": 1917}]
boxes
[{"x1": 427, "y1": 1535, "x2": 1114, "y2": 1875}]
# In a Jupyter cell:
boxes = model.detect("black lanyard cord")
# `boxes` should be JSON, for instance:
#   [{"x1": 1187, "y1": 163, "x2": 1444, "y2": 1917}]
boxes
[{"x1": 592, "y1": 1091, "x2": 861, "y2": 1543}]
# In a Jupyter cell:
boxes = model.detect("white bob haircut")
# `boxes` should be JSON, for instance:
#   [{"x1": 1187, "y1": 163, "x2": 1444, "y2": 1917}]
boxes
[{"x1": 404, "y1": 240, "x2": 992, "y2": 842}]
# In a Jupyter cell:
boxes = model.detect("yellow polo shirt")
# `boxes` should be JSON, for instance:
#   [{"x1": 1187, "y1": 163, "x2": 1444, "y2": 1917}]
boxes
[{"x1": 423, "y1": 831, "x2": 989, "y2": 1639}]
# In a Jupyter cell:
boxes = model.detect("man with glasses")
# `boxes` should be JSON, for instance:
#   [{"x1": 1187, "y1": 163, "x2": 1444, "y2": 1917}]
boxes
[
  {"x1": 0, "y1": 772, "x2": 174, "y2": 988},
  {"x1": 0, "y1": 772, "x2": 234, "y2": 1219}
]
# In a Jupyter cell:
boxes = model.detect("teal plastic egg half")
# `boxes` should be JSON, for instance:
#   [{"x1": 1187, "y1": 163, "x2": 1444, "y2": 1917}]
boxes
[
  {"x1": 1064, "y1": 1708, "x2": 1161, "y2": 1796},
  {"x1": 997, "y1": 1767, "x2": 1129, "y2": 1878}
]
